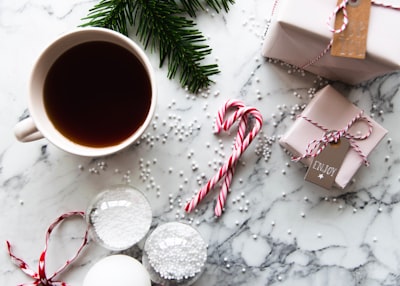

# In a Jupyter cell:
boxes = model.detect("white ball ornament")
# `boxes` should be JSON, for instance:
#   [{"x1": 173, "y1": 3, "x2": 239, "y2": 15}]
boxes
[{"x1": 83, "y1": 255, "x2": 151, "y2": 286}]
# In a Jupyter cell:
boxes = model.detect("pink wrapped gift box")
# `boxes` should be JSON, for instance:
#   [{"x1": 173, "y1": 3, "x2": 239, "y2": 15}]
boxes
[
  {"x1": 279, "y1": 85, "x2": 388, "y2": 189},
  {"x1": 262, "y1": 0, "x2": 400, "y2": 84}
]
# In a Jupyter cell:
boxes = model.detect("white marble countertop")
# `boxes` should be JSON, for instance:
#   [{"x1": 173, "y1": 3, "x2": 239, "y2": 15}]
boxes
[{"x1": 1, "y1": 0, "x2": 400, "y2": 285}]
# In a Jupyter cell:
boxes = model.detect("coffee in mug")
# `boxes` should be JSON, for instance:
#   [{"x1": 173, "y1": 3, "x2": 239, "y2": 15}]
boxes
[{"x1": 14, "y1": 27, "x2": 157, "y2": 157}]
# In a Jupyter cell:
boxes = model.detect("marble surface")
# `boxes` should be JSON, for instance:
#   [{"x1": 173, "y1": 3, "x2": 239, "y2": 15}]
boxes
[{"x1": 1, "y1": 0, "x2": 400, "y2": 285}]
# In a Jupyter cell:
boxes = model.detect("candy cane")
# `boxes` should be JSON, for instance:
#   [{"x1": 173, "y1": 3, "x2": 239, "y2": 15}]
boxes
[
  {"x1": 185, "y1": 104, "x2": 263, "y2": 216},
  {"x1": 214, "y1": 99, "x2": 245, "y2": 133},
  {"x1": 214, "y1": 100, "x2": 247, "y2": 216},
  {"x1": 215, "y1": 114, "x2": 249, "y2": 216}
]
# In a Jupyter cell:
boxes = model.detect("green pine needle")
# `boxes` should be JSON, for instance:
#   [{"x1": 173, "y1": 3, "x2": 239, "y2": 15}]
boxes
[
  {"x1": 178, "y1": 0, "x2": 234, "y2": 17},
  {"x1": 81, "y1": 0, "x2": 235, "y2": 93}
]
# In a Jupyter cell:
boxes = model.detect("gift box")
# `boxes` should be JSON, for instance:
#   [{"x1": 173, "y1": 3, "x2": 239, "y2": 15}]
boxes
[
  {"x1": 262, "y1": 0, "x2": 400, "y2": 84},
  {"x1": 279, "y1": 85, "x2": 388, "y2": 189}
]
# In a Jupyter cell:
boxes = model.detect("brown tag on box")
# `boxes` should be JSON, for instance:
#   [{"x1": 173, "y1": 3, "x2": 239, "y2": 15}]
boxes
[
  {"x1": 305, "y1": 137, "x2": 350, "y2": 189},
  {"x1": 331, "y1": 0, "x2": 371, "y2": 59}
]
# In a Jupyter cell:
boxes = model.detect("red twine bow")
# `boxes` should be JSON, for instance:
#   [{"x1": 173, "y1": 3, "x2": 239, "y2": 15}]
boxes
[
  {"x1": 292, "y1": 110, "x2": 373, "y2": 166},
  {"x1": 185, "y1": 99, "x2": 263, "y2": 217},
  {"x1": 6, "y1": 211, "x2": 89, "y2": 286}
]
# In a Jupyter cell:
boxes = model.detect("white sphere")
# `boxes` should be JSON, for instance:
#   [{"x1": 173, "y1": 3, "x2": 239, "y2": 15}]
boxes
[{"x1": 83, "y1": 255, "x2": 151, "y2": 286}]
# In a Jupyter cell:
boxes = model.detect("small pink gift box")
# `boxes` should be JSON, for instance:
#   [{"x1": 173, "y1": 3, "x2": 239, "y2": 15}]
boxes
[
  {"x1": 262, "y1": 0, "x2": 400, "y2": 84},
  {"x1": 279, "y1": 85, "x2": 388, "y2": 189}
]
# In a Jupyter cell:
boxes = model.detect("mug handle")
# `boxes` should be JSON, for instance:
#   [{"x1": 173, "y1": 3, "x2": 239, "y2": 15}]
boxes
[{"x1": 14, "y1": 117, "x2": 44, "y2": 142}]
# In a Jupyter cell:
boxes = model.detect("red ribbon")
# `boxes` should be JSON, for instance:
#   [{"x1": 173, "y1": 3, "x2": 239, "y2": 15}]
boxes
[
  {"x1": 6, "y1": 211, "x2": 89, "y2": 286},
  {"x1": 292, "y1": 110, "x2": 373, "y2": 166}
]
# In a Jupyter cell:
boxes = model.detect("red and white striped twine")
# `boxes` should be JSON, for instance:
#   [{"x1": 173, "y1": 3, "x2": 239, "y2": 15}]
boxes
[
  {"x1": 327, "y1": 0, "x2": 349, "y2": 34},
  {"x1": 6, "y1": 211, "x2": 89, "y2": 286},
  {"x1": 301, "y1": 0, "x2": 400, "y2": 69},
  {"x1": 185, "y1": 99, "x2": 263, "y2": 217},
  {"x1": 371, "y1": 0, "x2": 400, "y2": 10},
  {"x1": 292, "y1": 110, "x2": 373, "y2": 166}
]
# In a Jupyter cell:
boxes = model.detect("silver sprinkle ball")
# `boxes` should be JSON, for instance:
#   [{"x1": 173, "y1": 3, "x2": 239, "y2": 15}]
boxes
[{"x1": 143, "y1": 222, "x2": 208, "y2": 285}]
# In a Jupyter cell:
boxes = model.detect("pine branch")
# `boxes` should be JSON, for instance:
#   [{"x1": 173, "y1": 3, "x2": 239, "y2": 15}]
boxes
[
  {"x1": 178, "y1": 0, "x2": 235, "y2": 17},
  {"x1": 132, "y1": 0, "x2": 218, "y2": 92},
  {"x1": 81, "y1": 0, "x2": 235, "y2": 93},
  {"x1": 81, "y1": 0, "x2": 133, "y2": 35}
]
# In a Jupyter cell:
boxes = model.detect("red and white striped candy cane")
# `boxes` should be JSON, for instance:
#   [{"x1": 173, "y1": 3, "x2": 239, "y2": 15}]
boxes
[
  {"x1": 185, "y1": 104, "x2": 263, "y2": 216},
  {"x1": 6, "y1": 211, "x2": 89, "y2": 286},
  {"x1": 215, "y1": 113, "x2": 249, "y2": 216},
  {"x1": 214, "y1": 100, "x2": 248, "y2": 216},
  {"x1": 214, "y1": 99, "x2": 245, "y2": 134}
]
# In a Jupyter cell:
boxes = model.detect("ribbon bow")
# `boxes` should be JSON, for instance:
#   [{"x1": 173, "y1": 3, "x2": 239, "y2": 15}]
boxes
[
  {"x1": 6, "y1": 211, "x2": 89, "y2": 286},
  {"x1": 292, "y1": 110, "x2": 373, "y2": 166}
]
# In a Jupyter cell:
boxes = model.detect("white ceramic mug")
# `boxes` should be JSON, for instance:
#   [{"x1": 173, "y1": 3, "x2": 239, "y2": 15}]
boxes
[{"x1": 14, "y1": 27, "x2": 157, "y2": 157}]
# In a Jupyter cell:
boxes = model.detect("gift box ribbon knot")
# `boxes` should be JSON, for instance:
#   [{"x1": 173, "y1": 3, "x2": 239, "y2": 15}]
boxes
[{"x1": 292, "y1": 110, "x2": 373, "y2": 166}]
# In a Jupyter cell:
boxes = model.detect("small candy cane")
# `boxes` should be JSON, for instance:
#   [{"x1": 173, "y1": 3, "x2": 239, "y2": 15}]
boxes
[
  {"x1": 185, "y1": 101, "x2": 263, "y2": 216},
  {"x1": 214, "y1": 99, "x2": 245, "y2": 133},
  {"x1": 214, "y1": 99, "x2": 247, "y2": 216},
  {"x1": 6, "y1": 211, "x2": 89, "y2": 286},
  {"x1": 215, "y1": 114, "x2": 248, "y2": 216}
]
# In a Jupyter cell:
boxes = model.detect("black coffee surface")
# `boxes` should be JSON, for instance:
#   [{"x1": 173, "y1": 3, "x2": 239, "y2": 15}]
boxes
[{"x1": 44, "y1": 41, "x2": 152, "y2": 148}]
